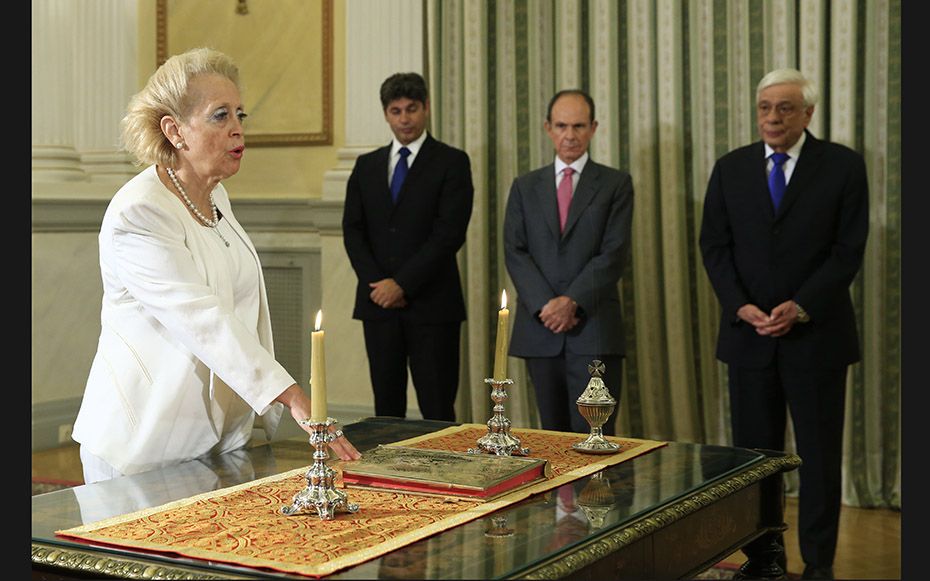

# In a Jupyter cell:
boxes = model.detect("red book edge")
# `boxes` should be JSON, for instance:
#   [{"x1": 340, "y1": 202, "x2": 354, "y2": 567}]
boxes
[{"x1": 343, "y1": 463, "x2": 548, "y2": 499}]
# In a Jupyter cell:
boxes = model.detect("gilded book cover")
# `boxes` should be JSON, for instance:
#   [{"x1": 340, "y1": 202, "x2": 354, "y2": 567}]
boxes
[{"x1": 341, "y1": 445, "x2": 551, "y2": 501}]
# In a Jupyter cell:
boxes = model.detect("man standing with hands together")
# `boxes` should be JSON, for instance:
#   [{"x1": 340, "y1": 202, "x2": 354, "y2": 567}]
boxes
[
  {"x1": 504, "y1": 89, "x2": 634, "y2": 436},
  {"x1": 700, "y1": 68, "x2": 869, "y2": 580},
  {"x1": 343, "y1": 72, "x2": 474, "y2": 422}
]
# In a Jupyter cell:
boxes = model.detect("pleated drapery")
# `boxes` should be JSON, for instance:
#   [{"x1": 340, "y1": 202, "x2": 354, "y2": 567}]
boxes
[{"x1": 426, "y1": 0, "x2": 900, "y2": 510}]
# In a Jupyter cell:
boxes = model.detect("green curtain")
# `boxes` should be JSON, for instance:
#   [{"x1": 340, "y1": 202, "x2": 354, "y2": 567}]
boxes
[{"x1": 426, "y1": 0, "x2": 899, "y2": 510}]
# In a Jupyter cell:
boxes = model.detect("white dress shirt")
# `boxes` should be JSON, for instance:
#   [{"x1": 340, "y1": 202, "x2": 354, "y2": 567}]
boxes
[
  {"x1": 388, "y1": 129, "x2": 428, "y2": 186},
  {"x1": 554, "y1": 151, "x2": 590, "y2": 194},
  {"x1": 764, "y1": 130, "x2": 806, "y2": 185}
]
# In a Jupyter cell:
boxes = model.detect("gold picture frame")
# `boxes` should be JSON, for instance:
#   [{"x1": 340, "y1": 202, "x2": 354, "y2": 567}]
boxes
[{"x1": 156, "y1": 0, "x2": 332, "y2": 146}]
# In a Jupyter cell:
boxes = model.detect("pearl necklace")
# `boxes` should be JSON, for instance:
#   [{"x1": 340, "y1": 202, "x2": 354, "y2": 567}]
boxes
[{"x1": 166, "y1": 167, "x2": 230, "y2": 247}]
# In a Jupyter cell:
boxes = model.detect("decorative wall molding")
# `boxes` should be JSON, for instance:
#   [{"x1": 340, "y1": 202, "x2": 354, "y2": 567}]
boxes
[
  {"x1": 31, "y1": 199, "x2": 109, "y2": 233},
  {"x1": 31, "y1": 197, "x2": 346, "y2": 234}
]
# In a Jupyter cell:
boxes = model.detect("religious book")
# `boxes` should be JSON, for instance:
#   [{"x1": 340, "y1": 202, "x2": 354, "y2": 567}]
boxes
[{"x1": 341, "y1": 445, "x2": 551, "y2": 501}]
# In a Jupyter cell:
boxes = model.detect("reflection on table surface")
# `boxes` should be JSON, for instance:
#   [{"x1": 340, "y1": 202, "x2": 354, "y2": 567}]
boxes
[{"x1": 33, "y1": 417, "x2": 766, "y2": 579}]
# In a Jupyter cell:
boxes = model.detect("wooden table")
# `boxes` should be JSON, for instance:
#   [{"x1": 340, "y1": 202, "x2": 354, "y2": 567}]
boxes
[{"x1": 32, "y1": 417, "x2": 799, "y2": 579}]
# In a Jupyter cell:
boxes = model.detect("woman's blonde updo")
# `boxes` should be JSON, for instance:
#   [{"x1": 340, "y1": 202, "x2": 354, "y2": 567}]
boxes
[{"x1": 120, "y1": 47, "x2": 242, "y2": 168}]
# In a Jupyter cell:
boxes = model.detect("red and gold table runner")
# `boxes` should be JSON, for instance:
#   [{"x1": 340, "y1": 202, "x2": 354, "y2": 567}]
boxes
[{"x1": 57, "y1": 424, "x2": 665, "y2": 578}]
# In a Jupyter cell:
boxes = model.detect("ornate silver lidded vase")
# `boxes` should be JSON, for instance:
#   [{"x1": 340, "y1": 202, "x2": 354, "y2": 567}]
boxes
[
  {"x1": 572, "y1": 360, "x2": 620, "y2": 454},
  {"x1": 577, "y1": 472, "x2": 614, "y2": 528}
]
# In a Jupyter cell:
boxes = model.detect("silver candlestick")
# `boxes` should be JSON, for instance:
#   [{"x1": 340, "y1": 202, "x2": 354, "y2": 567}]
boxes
[
  {"x1": 468, "y1": 378, "x2": 530, "y2": 456},
  {"x1": 280, "y1": 418, "x2": 359, "y2": 520},
  {"x1": 572, "y1": 360, "x2": 620, "y2": 454}
]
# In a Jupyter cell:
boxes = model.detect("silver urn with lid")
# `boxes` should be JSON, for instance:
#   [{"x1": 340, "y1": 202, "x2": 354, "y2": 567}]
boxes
[{"x1": 572, "y1": 360, "x2": 620, "y2": 454}]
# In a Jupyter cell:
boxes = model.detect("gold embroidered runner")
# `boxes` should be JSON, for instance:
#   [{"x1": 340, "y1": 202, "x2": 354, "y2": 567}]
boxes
[{"x1": 57, "y1": 424, "x2": 665, "y2": 578}]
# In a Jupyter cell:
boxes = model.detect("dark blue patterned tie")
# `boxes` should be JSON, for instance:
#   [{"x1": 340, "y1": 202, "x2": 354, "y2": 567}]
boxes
[
  {"x1": 390, "y1": 146, "x2": 411, "y2": 203},
  {"x1": 768, "y1": 152, "x2": 789, "y2": 211}
]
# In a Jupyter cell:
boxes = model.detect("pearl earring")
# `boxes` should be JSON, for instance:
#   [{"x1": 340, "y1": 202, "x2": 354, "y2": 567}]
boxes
[{"x1": 175, "y1": 141, "x2": 184, "y2": 149}]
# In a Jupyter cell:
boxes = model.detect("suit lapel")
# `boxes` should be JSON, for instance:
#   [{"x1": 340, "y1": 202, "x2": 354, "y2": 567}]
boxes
[
  {"x1": 372, "y1": 143, "x2": 394, "y2": 215},
  {"x1": 533, "y1": 164, "x2": 560, "y2": 239},
  {"x1": 774, "y1": 131, "x2": 824, "y2": 221},
  {"x1": 747, "y1": 142, "x2": 775, "y2": 218},
  {"x1": 392, "y1": 134, "x2": 436, "y2": 209},
  {"x1": 562, "y1": 162, "x2": 601, "y2": 238}
]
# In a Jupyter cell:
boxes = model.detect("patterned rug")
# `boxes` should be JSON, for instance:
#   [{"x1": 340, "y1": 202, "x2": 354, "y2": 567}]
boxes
[
  {"x1": 694, "y1": 560, "x2": 801, "y2": 579},
  {"x1": 56, "y1": 424, "x2": 665, "y2": 578},
  {"x1": 694, "y1": 562, "x2": 739, "y2": 579}
]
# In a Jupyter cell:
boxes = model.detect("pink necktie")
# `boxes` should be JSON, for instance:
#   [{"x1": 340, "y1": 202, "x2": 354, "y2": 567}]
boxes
[{"x1": 557, "y1": 167, "x2": 575, "y2": 233}]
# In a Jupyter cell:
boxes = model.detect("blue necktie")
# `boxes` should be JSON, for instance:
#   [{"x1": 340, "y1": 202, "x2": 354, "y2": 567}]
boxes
[
  {"x1": 390, "y1": 146, "x2": 411, "y2": 203},
  {"x1": 768, "y1": 152, "x2": 789, "y2": 211}
]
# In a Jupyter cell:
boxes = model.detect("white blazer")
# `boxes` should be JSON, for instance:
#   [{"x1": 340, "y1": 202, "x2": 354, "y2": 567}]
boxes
[{"x1": 73, "y1": 165, "x2": 292, "y2": 476}]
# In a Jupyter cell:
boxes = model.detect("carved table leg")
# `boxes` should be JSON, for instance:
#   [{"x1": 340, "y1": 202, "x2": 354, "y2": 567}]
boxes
[
  {"x1": 735, "y1": 533, "x2": 788, "y2": 579},
  {"x1": 735, "y1": 450, "x2": 795, "y2": 580}
]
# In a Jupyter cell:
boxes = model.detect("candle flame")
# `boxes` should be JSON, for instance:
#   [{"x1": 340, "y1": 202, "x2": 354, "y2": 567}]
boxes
[
  {"x1": 500, "y1": 289, "x2": 508, "y2": 310},
  {"x1": 314, "y1": 309, "x2": 323, "y2": 331}
]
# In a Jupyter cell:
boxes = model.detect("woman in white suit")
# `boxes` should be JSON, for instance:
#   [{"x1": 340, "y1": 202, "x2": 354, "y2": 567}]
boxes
[{"x1": 72, "y1": 47, "x2": 360, "y2": 483}]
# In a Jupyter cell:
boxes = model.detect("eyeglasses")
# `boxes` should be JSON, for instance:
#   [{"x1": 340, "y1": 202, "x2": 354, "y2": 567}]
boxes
[{"x1": 757, "y1": 102, "x2": 802, "y2": 117}]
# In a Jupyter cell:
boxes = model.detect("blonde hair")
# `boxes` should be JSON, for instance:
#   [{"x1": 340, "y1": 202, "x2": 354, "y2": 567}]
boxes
[
  {"x1": 756, "y1": 68, "x2": 820, "y2": 108},
  {"x1": 120, "y1": 47, "x2": 241, "y2": 167}
]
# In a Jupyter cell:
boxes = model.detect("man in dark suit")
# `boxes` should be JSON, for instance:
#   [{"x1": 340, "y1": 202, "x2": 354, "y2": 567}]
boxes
[
  {"x1": 503, "y1": 89, "x2": 634, "y2": 435},
  {"x1": 699, "y1": 68, "x2": 869, "y2": 580},
  {"x1": 342, "y1": 72, "x2": 474, "y2": 421}
]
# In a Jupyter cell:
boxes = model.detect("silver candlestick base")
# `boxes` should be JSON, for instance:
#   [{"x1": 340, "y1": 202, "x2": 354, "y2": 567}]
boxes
[
  {"x1": 468, "y1": 378, "x2": 530, "y2": 456},
  {"x1": 572, "y1": 360, "x2": 621, "y2": 454},
  {"x1": 280, "y1": 417, "x2": 359, "y2": 520}
]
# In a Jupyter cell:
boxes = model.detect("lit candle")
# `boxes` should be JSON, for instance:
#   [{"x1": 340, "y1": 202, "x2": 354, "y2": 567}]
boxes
[
  {"x1": 493, "y1": 290, "x2": 510, "y2": 380},
  {"x1": 310, "y1": 310, "x2": 327, "y2": 422}
]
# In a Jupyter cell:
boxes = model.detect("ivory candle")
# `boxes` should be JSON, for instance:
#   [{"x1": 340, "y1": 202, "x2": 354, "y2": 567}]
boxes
[
  {"x1": 310, "y1": 310, "x2": 327, "y2": 422},
  {"x1": 493, "y1": 290, "x2": 510, "y2": 380}
]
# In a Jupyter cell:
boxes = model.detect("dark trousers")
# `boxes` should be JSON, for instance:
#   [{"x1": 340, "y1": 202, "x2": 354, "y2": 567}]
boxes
[
  {"x1": 728, "y1": 358, "x2": 847, "y2": 569},
  {"x1": 526, "y1": 352, "x2": 622, "y2": 435},
  {"x1": 362, "y1": 318, "x2": 461, "y2": 421}
]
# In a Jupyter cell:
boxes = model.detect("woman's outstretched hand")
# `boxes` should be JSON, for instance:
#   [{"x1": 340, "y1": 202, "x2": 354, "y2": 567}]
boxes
[{"x1": 275, "y1": 383, "x2": 362, "y2": 461}]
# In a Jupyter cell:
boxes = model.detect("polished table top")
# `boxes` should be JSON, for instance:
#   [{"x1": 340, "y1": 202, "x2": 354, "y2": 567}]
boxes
[{"x1": 32, "y1": 417, "x2": 779, "y2": 579}]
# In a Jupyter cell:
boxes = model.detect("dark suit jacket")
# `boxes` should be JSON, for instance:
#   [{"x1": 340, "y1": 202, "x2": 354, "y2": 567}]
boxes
[
  {"x1": 699, "y1": 131, "x2": 869, "y2": 369},
  {"x1": 342, "y1": 133, "x2": 474, "y2": 323},
  {"x1": 504, "y1": 159, "x2": 634, "y2": 357}
]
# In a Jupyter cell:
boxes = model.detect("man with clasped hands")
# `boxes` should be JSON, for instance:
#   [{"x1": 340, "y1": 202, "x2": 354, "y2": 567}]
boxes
[
  {"x1": 699, "y1": 68, "x2": 869, "y2": 580},
  {"x1": 503, "y1": 89, "x2": 634, "y2": 436},
  {"x1": 342, "y1": 72, "x2": 474, "y2": 422}
]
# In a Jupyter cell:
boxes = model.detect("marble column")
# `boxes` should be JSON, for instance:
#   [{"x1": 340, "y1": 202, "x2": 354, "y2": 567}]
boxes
[
  {"x1": 32, "y1": 0, "x2": 83, "y2": 182},
  {"x1": 319, "y1": 0, "x2": 425, "y2": 417},
  {"x1": 73, "y1": 0, "x2": 138, "y2": 182},
  {"x1": 32, "y1": 0, "x2": 138, "y2": 184}
]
